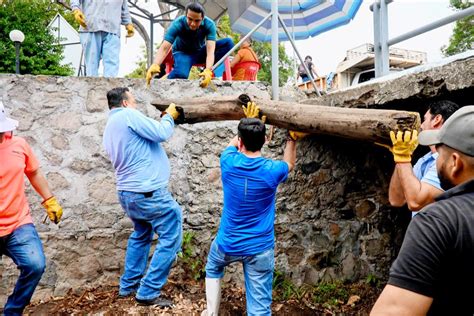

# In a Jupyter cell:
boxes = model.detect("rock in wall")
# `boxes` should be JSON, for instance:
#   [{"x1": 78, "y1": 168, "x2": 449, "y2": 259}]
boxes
[{"x1": 0, "y1": 75, "x2": 407, "y2": 304}]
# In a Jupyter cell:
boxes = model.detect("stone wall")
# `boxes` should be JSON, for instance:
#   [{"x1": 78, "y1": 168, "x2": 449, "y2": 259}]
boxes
[{"x1": 0, "y1": 75, "x2": 408, "y2": 304}]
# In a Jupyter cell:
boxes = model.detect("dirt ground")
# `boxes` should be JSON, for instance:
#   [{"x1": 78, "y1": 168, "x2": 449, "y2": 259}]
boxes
[{"x1": 25, "y1": 278, "x2": 382, "y2": 315}]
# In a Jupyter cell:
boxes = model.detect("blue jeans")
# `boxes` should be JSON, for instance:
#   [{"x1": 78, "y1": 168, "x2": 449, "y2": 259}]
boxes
[
  {"x1": 168, "y1": 38, "x2": 234, "y2": 79},
  {"x1": 80, "y1": 31, "x2": 120, "y2": 77},
  {"x1": 0, "y1": 224, "x2": 46, "y2": 316},
  {"x1": 205, "y1": 239, "x2": 274, "y2": 316},
  {"x1": 118, "y1": 188, "x2": 182, "y2": 300}
]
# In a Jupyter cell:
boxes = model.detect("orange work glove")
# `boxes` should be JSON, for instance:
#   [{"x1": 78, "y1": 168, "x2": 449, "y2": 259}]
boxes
[
  {"x1": 289, "y1": 131, "x2": 309, "y2": 141},
  {"x1": 146, "y1": 64, "x2": 161, "y2": 87},
  {"x1": 164, "y1": 103, "x2": 180, "y2": 120},
  {"x1": 73, "y1": 9, "x2": 87, "y2": 28},
  {"x1": 42, "y1": 196, "x2": 63, "y2": 224},
  {"x1": 125, "y1": 24, "x2": 135, "y2": 37},
  {"x1": 199, "y1": 68, "x2": 213, "y2": 88},
  {"x1": 376, "y1": 130, "x2": 419, "y2": 163},
  {"x1": 242, "y1": 101, "x2": 266, "y2": 123}
]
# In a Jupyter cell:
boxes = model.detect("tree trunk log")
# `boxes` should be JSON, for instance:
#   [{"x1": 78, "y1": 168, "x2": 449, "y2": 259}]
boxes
[{"x1": 151, "y1": 95, "x2": 420, "y2": 143}]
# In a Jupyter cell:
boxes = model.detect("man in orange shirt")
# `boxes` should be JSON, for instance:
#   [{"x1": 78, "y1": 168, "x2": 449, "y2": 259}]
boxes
[
  {"x1": 230, "y1": 38, "x2": 259, "y2": 81},
  {"x1": 0, "y1": 102, "x2": 62, "y2": 316}
]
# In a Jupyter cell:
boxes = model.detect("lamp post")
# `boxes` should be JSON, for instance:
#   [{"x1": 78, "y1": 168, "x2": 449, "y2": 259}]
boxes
[{"x1": 9, "y1": 30, "x2": 25, "y2": 75}]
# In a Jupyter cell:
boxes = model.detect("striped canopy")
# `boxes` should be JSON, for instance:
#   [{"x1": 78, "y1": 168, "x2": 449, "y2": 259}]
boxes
[{"x1": 227, "y1": 0, "x2": 362, "y2": 42}]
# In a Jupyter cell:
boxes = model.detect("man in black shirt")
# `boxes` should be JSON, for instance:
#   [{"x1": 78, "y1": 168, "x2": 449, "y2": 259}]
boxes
[{"x1": 371, "y1": 105, "x2": 474, "y2": 316}]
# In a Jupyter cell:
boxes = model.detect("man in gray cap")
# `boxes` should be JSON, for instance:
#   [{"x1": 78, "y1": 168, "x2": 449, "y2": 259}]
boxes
[{"x1": 371, "y1": 105, "x2": 474, "y2": 316}]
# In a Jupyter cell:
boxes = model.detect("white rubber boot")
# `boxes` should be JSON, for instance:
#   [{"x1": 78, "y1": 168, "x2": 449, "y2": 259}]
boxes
[{"x1": 201, "y1": 278, "x2": 221, "y2": 316}]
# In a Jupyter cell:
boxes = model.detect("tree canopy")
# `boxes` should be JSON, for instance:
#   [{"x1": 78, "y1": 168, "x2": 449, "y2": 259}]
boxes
[
  {"x1": 442, "y1": 0, "x2": 473, "y2": 56},
  {"x1": 0, "y1": 0, "x2": 74, "y2": 75}
]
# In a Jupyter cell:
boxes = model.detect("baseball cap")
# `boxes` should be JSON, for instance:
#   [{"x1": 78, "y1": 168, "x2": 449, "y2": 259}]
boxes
[
  {"x1": 0, "y1": 99, "x2": 18, "y2": 133},
  {"x1": 419, "y1": 105, "x2": 474, "y2": 156}
]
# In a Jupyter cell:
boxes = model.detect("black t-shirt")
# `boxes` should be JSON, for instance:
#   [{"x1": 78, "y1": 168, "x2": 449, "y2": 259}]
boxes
[{"x1": 388, "y1": 179, "x2": 474, "y2": 316}]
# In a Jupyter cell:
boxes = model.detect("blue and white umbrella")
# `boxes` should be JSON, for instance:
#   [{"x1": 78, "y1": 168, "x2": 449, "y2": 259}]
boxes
[{"x1": 227, "y1": 0, "x2": 363, "y2": 42}]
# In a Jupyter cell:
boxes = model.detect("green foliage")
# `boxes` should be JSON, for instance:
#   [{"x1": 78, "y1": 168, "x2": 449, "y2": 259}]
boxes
[
  {"x1": 273, "y1": 270, "x2": 349, "y2": 307},
  {"x1": 252, "y1": 41, "x2": 294, "y2": 86},
  {"x1": 126, "y1": 45, "x2": 147, "y2": 79},
  {"x1": 273, "y1": 270, "x2": 310, "y2": 301},
  {"x1": 365, "y1": 273, "x2": 380, "y2": 287},
  {"x1": 178, "y1": 231, "x2": 206, "y2": 280},
  {"x1": 313, "y1": 281, "x2": 349, "y2": 306},
  {"x1": 217, "y1": 15, "x2": 240, "y2": 44},
  {"x1": 441, "y1": 0, "x2": 473, "y2": 56},
  {"x1": 0, "y1": 0, "x2": 74, "y2": 75},
  {"x1": 217, "y1": 14, "x2": 295, "y2": 86},
  {"x1": 125, "y1": 59, "x2": 147, "y2": 79}
]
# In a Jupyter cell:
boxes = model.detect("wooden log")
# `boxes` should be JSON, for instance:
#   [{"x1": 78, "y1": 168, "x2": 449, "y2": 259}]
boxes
[{"x1": 151, "y1": 95, "x2": 420, "y2": 143}]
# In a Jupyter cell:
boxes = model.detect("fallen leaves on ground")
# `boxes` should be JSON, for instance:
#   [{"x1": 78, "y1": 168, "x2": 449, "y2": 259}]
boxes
[{"x1": 25, "y1": 279, "x2": 381, "y2": 315}]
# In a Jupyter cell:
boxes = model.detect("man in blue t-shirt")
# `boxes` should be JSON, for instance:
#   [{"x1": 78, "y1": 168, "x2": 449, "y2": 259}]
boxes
[
  {"x1": 202, "y1": 102, "x2": 304, "y2": 316},
  {"x1": 385, "y1": 100, "x2": 461, "y2": 216},
  {"x1": 146, "y1": 2, "x2": 233, "y2": 88},
  {"x1": 103, "y1": 87, "x2": 182, "y2": 308}
]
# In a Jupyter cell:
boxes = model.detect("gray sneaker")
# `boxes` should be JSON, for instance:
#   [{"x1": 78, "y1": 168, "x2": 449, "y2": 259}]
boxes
[{"x1": 135, "y1": 296, "x2": 174, "y2": 308}]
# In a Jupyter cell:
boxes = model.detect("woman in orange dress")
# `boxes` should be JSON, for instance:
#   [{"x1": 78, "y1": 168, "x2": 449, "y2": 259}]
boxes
[{"x1": 231, "y1": 38, "x2": 259, "y2": 81}]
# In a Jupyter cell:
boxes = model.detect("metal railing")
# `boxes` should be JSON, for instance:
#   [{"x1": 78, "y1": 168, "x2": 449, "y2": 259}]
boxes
[{"x1": 371, "y1": 1, "x2": 474, "y2": 77}]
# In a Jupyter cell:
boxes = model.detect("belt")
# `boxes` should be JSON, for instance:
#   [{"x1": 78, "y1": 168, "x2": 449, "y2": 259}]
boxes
[{"x1": 140, "y1": 191, "x2": 154, "y2": 198}]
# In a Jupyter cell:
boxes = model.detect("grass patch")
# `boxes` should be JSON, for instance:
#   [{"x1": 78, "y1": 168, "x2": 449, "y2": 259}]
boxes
[
  {"x1": 273, "y1": 270, "x2": 350, "y2": 308},
  {"x1": 178, "y1": 231, "x2": 206, "y2": 280}
]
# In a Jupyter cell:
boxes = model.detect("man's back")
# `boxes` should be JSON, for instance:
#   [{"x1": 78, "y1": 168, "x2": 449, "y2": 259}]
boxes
[
  {"x1": 388, "y1": 179, "x2": 474, "y2": 315},
  {"x1": 103, "y1": 107, "x2": 173, "y2": 192},
  {"x1": 215, "y1": 147, "x2": 288, "y2": 256}
]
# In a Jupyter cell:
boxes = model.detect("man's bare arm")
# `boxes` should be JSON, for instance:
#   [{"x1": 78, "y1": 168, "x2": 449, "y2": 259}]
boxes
[
  {"x1": 205, "y1": 40, "x2": 216, "y2": 70},
  {"x1": 26, "y1": 168, "x2": 53, "y2": 201},
  {"x1": 397, "y1": 163, "x2": 443, "y2": 211},
  {"x1": 283, "y1": 139, "x2": 296, "y2": 172},
  {"x1": 388, "y1": 167, "x2": 406, "y2": 207},
  {"x1": 153, "y1": 41, "x2": 172, "y2": 66},
  {"x1": 371, "y1": 285, "x2": 432, "y2": 316}
]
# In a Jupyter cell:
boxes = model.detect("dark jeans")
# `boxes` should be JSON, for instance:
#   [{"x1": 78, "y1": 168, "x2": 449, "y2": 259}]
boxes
[
  {"x1": 0, "y1": 224, "x2": 46, "y2": 316},
  {"x1": 168, "y1": 38, "x2": 234, "y2": 79},
  {"x1": 300, "y1": 74, "x2": 310, "y2": 82}
]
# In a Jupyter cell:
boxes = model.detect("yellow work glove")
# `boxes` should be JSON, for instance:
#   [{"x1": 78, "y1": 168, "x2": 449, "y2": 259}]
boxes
[
  {"x1": 73, "y1": 9, "x2": 87, "y2": 28},
  {"x1": 289, "y1": 131, "x2": 309, "y2": 141},
  {"x1": 199, "y1": 68, "x2": 213, "y2": 88},
  {"x1": 125, "y1": 23, "x2": 135, "y2": 37},
  {"x1": 242, "y1": 101, "x2": 266, "y2": 123},
  {"x1": 378, "y1": 130, "x2": 419, "y2": 163},
  {"x1": 42, "y1": 196, "x2": 63, "y2": 224},
  {"x1": 165, "y1": 103, "x2": 180, "y2": 120},
  {"x1": 146, "y1": 64, "x2": 161, "y2": 87}
]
